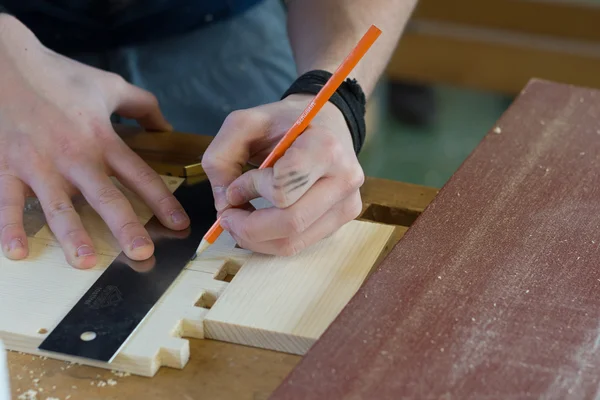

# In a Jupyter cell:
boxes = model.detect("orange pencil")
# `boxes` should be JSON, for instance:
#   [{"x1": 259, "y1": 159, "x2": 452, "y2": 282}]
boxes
[{"x1": 196, "y1": 24, "x2": 382, "y2": 255}]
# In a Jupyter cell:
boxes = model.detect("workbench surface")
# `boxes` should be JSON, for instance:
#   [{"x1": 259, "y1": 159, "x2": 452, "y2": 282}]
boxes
[{"x1": 6, "y1": 130, "x2": 438, "y2": 400}]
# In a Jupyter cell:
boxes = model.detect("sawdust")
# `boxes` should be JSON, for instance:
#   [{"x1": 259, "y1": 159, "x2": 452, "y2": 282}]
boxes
[
  {"x1": 17, "y1": 389, "x2": 38, "y2": 399},
  {"x1": 110, "y1": 370, "x2": 130, "y2": 378}
]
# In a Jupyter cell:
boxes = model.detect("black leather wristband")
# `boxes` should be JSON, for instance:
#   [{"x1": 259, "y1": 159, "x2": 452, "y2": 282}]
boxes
[{"x1": 281, "y1": 70, "x2": 367, "y2": 155}]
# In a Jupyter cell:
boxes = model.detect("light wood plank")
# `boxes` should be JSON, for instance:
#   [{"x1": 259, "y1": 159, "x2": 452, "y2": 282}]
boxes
[
  {"x1": 0, "y1": 176, "x2": 241, "y2": 377},
  {"x1": 204, "y1": 220, "x2": 396, "y2": 355}
]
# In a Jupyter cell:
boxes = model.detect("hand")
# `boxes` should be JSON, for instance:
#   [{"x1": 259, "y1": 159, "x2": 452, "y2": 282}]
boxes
[
  {"x1": 0, "y1": 15, "x2": 190, "y2": 268},
  {"x1": 201, "y1": 93, "x2": 365, "y2": 256}
]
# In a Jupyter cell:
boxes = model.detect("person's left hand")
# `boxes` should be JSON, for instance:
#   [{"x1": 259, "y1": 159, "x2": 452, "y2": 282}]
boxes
[{"x1": 201, "y1": 94, "x2": 365, "y2": 256}]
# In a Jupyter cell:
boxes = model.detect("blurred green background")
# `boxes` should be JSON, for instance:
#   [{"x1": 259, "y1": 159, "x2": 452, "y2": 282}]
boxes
[{"x1": 359, "y1": 82, "x2": 509, "y2": 188}]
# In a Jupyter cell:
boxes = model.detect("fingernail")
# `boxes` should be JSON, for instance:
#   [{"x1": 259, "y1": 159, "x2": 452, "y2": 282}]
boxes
[
  {"x1": 220, "y1": 218, "x2": 230, "y2": 231},
  {"x1": 132, "y1": 236, "x2": 151, "y2": 250},
  {"x1": 171, "y1": 210, "x2": 189, "y2": 224},
  {"x1": 9, "y1": 238, "x2": 24, "y2": 253},
  {"x1": 76, "y1": 245, "x2": 95, "y2": 258}
]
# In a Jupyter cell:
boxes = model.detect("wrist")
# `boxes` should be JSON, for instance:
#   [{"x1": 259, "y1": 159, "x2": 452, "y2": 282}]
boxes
[{"x1": 281, "y1": 70, "x2": 367, "y2": 155}]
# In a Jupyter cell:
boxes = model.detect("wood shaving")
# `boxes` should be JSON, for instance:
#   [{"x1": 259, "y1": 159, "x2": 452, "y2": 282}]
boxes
[
  {"x1": 107, "y1": 379, "x2": 117, "y2": 386},
  {"x1": 17, "y1": 389, "x2": 38, "y2": 400}
]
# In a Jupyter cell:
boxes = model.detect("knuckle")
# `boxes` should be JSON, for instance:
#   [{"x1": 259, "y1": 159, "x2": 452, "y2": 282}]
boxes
[
  {"x1": 347, "y1": 167, "x2": 365, "y2": 189},
  {"x1": 339, "y1": 166, "x2": 365, "y2": 195},
  {"x1": 132, "y1": 167, "x2": 161, "y2": 187},
  {"x1": 96, "y1": 186, "x2": 124, "y2": 206},
  {"x1": 118, "y1": 220, "x2": 143, "y2": 236},
  {"x1": 108, "y1": 72, "x2": 127, "y2": 88},
  {"x1": 145, "y1": 91, "x2": 159, "y2": 107},
  {"x1": 54, "y1": 134, "x2": 79, "y2": 158},
  {"x1": 284, "y1": 211, "x2": 307, "y2": 235},
  {"x1": 88, "y1": 118, "x2": 116, "y2": 143},
  {"x1": 320, "y1": 133, "x2": 343, "y2": 161},
  {"x1": 271, "y1": 188, "x2": 292, "y2": 209},
  {"x1": 280, "y1": 238, "x2": 306, "y2": 257},
  {"x1": 46, "y1": 200, "x2": 75, "y2": 220},
  {"x1": 224, "y1": 109, "x2": 271, "y2": 133},
  {"x1": 0, "y1": 158, "x2": 9, "y2": 174},
  {"x1": 0, "y1": 222, "x2": 18, "y2": 236},
  {"x1": 63, "y1": 227, "x2": 88, "y2": 240},
  {"x1": 344, "y1": 193, "x2": 363, "y2": 220}
]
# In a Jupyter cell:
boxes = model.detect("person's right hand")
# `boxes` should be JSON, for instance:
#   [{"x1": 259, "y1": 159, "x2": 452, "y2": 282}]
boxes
[{"x1": 0, "y1": 14, "x2": 190, "y2": 269}]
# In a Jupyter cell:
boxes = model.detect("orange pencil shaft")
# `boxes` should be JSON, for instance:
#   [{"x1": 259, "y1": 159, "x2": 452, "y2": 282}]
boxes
[{"x1": 202, "y1": 25, "x2": 382, "y2": 245}]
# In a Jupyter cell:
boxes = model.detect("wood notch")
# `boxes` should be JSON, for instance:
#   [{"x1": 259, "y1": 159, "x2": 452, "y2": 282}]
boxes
[
  {"x1": 194, "y1": 292, "x2": 217, "y2": 310},
  {"x1": 213, "y1": 260, "x2": 242, "y2": 282},
  {"x1": 203, "y1": 220, "x2": 396, "y2": 355}
]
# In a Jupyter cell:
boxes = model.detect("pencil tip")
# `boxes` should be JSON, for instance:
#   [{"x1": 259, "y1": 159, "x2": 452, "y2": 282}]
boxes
[{"x1": 195, "y1": 239, "x2": 211, "y2": 257}]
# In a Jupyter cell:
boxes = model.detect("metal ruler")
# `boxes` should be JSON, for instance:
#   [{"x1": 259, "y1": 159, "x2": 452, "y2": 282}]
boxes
[{"x1": 39, "y1": 178, "x2": 215, "y2": 362}]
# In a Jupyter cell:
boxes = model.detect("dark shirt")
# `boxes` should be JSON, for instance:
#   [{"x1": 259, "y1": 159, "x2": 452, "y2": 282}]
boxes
[{"x1": 0, "y1": 0, "x2": 263, "y2": 54}]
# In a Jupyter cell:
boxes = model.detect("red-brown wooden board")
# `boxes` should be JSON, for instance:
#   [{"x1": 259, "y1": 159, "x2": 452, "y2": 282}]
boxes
[{"x1": 270, "y1": 79, "x2": 600, "y2": 399}]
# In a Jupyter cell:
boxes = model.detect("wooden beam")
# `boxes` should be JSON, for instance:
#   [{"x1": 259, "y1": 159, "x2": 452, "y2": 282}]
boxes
[
  {"x1": 388, "y1": 24, "x2": 600, "y2": 94},
  {"x1": 411, "y1": 0, "x2": 600, "y2": 43}
]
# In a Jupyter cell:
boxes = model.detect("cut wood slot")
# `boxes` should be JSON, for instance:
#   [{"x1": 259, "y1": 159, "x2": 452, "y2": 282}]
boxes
[
  {"x1": 213, "y1": 260, "x2": 242, "y2": 282},
  {"x1": 194, "y1": 292, "x2": 217, "y2": 310},
  {"x1": 204, "y1": 220, "x2": 396, "y2": 355},
  {"x1": 361, "y1": 203, "x2": 421, "y2": 227}
]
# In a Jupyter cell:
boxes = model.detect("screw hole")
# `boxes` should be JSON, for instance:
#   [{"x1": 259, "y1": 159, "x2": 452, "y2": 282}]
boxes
[{"x1": 80, "y1": 331, "x2": 97, "y2": 341}]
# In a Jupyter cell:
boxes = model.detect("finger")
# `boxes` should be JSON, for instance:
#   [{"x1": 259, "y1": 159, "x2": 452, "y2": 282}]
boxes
[
  {"x1": 105, "y1": 139, "x2": 190, "y2": 230},
  {"x1": 228, "y1": 191, "x2": 362, "y2": 256},
  {"x1": 226, "y1": 149, "x2": 320, "y2": 209},
  {"x1": 0, "y1": 174, "x2": 28, "y2": 260},
  {"x1": 70, "y1": 167, "x2": 154, "y2": 261},
  {"x1": 221, "y1": 171, "x2": 363, "y2": 243},
  {"x1": 114, "y1": 81, "x2": 172, "y2": 132},
  {"x1": 29, "y1": 175, "x2": 98, "y2": 269},
  {"x1": 201, "y1": 109, "x2": 271, "y2": 212},
  {"x1": 225, "y1": 127, "x2": 345, "y2": 209}
]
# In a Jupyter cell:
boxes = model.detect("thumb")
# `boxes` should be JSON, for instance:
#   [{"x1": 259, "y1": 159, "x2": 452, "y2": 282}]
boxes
[
  {"x1": 202, "y1": 109, "x2": 271, "y2": 213},
  {"x1": 115, "y1": 82, "x2": 173, "y2": 132}
]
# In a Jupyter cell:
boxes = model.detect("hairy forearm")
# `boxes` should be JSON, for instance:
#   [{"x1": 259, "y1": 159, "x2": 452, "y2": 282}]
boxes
[{"x1": 286, "y1": 0, "x2": 417, "y2": 98}]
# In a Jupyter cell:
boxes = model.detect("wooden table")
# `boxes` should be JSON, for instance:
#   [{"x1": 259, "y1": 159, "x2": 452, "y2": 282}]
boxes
[{"x1": 6, "y1": 128, "x2": 439, "y2": 400}]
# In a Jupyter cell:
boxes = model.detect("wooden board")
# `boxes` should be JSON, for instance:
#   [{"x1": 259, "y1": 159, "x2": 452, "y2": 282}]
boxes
[
  {"x1": 271, "y1": 79, "x2": 600, "y2": 398},
  {"x1": 0, "y1": 175, "x2": 394, "y2": 378},
  {"x1": 204, "y1": 221, "x2": 396, "y2": 355}
]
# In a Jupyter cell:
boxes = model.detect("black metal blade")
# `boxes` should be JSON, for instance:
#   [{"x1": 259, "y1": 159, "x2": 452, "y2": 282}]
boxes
[{"x1": 38, "y1": 178, "x2": 216, "y2": 362}]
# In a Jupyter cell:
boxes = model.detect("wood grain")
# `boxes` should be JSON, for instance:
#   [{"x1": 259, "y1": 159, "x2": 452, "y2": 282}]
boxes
[
  {"x1": 271, "y1": 79, "x2": 600, "y2": 399},
  {"x1": 204, "y1": 220, "x2": 396, "y2": 355}
]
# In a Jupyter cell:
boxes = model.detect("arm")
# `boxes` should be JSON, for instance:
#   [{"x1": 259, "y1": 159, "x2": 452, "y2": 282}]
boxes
[{"x1": 286, "y1": 0, "x2": 418, "y2": 97}]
